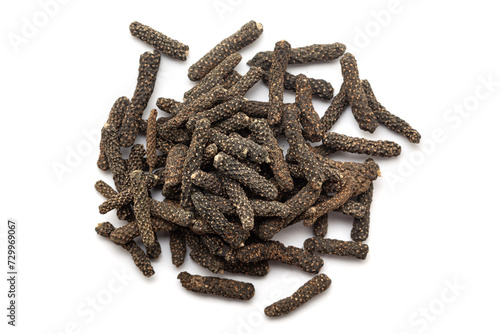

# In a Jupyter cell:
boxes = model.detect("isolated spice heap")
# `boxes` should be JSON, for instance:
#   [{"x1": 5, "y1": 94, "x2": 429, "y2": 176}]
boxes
[{"x1": 94, "y1": 20, "x2": 420, "y2": 316}]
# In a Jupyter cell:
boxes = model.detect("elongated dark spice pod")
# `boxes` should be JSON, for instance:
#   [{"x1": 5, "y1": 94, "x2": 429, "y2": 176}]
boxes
[
  {"x1": 249, "y1": 118, "x2": 294, "y2": 192},
  {"x1": 130, "y1": 170, "x2": 160, "y2": 258},
  {"x1": 102, "y1": 123, "x2": 129, "y2": 192},
  {"x1": 188, "y1": 20, "x2": 263, "y2": 81},
  {"x1": 235, "y1": 240, "x2": 323, "y2": 274},
  {"x1": 295, "y1": 74, "x2": 324, "y2": 142},
  {"x1": 304, "y1": 237, "x2": 369, "y2": 260},
  {"x1": 128, "y1": 144, "x2": 146, "y2": 172},
  {"x1": 156, "y1": 97, "x2": 181, "y2": 115},
  {"x1": 262, "y1": 71, "x2": 334, "y2": 100},
  {"x1": 222, "y1": 70, "x2": 242, "y2": 89},
  {"x1": 185, "y1": 231, "x2": 225, "y2": 273},
  {"x1": 341, "y1": 53, "x2": 377, "y2": 133},
  {"x1": 109, "y1": 217, "x2": 176, "y2": 245},
  {"x1": 97, "y1": 97, "x2": 130, "y2": 171},
  {"x1": 323, "y1": 132, "x2": 401, "y2": 157},
  {"x1": 284, "y1": 181, "x2": 322, "y2": 223},
  {"x1": 251, "y1": 199, "x2": 290, "y2": 218},
  {"x1": 190, "y1": 170, "x2": 225, "y2": 196},
  {"x1": 264, "y1": 274, "x2": 331, "y2": 317},
  {"x1": 223, "y1": 260, "x2": 270, "y2": 277},
  {"x1": 120, "y1": 50, "x2": 161, "y2": 147},
  {"x1": 230, "y1": 132, "x2": 270, "y2": 164},
  {"x1": 313, "y1": 214, "x2": 329, "y2": 238},
  {"x1": 169, "y1": 229, "x2": 186, "y2": 267},
  {"x1": 248, "y1": 43, "x2": 346, "y2": 69},
  {"x1": 241, "y1": 100, "x2": 270, "y2": 118},
  {"x1": 186, "y1": 96, "x2": 244, "y2": 131},
  {"x1": 184, "y1": 53, "x2": 242, "y2": 101},
  {"x1": 146, "y1": 109, "x2": 158, "y2": 171},
  {"x1": 177, "y1": 272, "x2": 255, "y2": 300},
  {"x1": 213, "y1": 152, "x2": 278, "y2": 200},
  {"x1": 96, "y1": 222, "x2": 154, "y2": 277},
  {"x1": 351, "y1": 182, "x2": 373, "y2": 242},
  {"x1": 149, "y1": 198, "x2": 193, "y2": 227},
  {"x1": 214, "y1": 112, "x2": 250, "y2": 134},
  {"x1": 94, "y1": 180, "x2": 132, "y2": 220},
  {"x1": 129, "y1": 21, "x2": 189, "y2": 61},
  {"x1": 163, "y1": 85, "x2": 227, "y2": 130},
  {"x1": 191, "y1": 192, "x2": 248, "y2": 248},
  {"x1": 209, "y1": 128, "x2": 249, "y2": 160},
  {"x1": 268, "y1": 40, "x2": 291, "y2": 126},
  {"x1": 320, "y1": 83, "x2": 348, "y2": 132},
  {"x1": 221, "y1": 175, "x2": 254, "y2": 231},
  {"x1": 201, "y1": 234, "x2": 225, "y2": 255},
  {"x1": 362, "y1": 79, "x2": 421, "y2": 143},
  {"x1": 180, "y1": 118, "x2": 210, "y2": 208},
  {"x1": 162, "y1": 144, "x2": 188, "y2": 193},
  {"x1": 227, "y1": 66, "x2": 264, "y2": 97}
]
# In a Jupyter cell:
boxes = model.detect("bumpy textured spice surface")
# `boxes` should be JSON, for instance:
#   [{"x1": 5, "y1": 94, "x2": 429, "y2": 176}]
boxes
[
  {"x1": 267, "y1": 40, "x2": 291, "y2": 126},
  {"x1": 248, "y1": 43, "x2": 346, "y2": 69},
  {"x1": 177, "y1": 272, "x2": 255, "y2": 300},
  {"x1": 341, "y1": 53, "x2": 377, "y2": 133},
  {"x1": 94, "y1": 21, "x2": 421, "y2": 316},
  {"x1": 323, "y1": 132, "x2": 401, "y2": 157},
  {"x1": 120, "y1": 50, "x2": 161, "y2": 147},
  {"x1": 265, "y1": 274, "x2": 331, "y2": 317},
  {"x1": 129, "y1": 21, "x2": 189, "y2": 61},
  {"x1": 188, "y1": 20, "x2": 263, "y2": 81}
]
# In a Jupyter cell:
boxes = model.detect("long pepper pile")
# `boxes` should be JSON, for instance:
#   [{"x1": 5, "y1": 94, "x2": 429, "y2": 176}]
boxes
[{"x1": 95, "y1": 20, "x2": 420, "y2": 317}]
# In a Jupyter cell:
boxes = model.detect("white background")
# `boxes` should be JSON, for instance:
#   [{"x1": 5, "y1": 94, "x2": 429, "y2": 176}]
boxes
[{"x1": 1, "y1": 0, "x2": 500, "y2": 333}]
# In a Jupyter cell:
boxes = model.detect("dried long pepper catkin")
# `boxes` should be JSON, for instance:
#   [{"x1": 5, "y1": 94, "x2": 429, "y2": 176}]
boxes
[
  {"x1": 248, "y1": 43, "x2": 346, "y2": 69},
  {"x1": 267, "y1": 40, "x2": 291, "y2": 126},
  {"x1": 156, "y1": 97, "x2": 181, "y2": 114},
  {"x1": 264, "y1": 274, "x2": 331, "y2": 317},
  {"x1": 129, "y1": 21, "x2": 189, "y2": 61},
  {"x1": 304, "y1": 237, "x2": 369, "y2": 260},
  {"x1": 184, "y1": 53, "x2": 242, "y2": 101},
  {"x1": 351, "y1": 183, "x2": 373, "y2": 242},
  {"x1": 102, "y1": 123, "x2": 129, "y2": 192},
  {"x1": 191, "y1": 191, "x2": 248, "y2": 248},
  {"x1": 185, "y1": 96, "x2": 244, "y2": 131},
  {"x1": 227, "y1": 66, "x2": 264, "y2": 97},
  {"x1": 222, "y1": 70, "x2": 242, "y2": 89},
  {"x1": 162, "y1": 144, "x2": 188, "y2": 192},
  {"x1": 97, "y1": 97, "x2": 130, "y2": 171},
  {"x1": 323, "y1": 132, "x2": 401, "y2": 157},
  {"x1": 320, "y1": 83, "x2": 348, "y2": 132},
  {"x1": 177, "y1": 272, "x2": 255, "y2": 300},
  {"x1": 109, "y1": 217, "x2": 176, "y2": 245},
  {"x1": 295, "y1": 74, "x2": 325, "y2": 142},
  {"x1": 180, "y1": 118, "x2": 210, "y2": 208},
  {"x1": 96, "y1": 222, "x2": 154, "y2": 277},
  {"x1": 146, "y1": 109, "x2": 158, "y2": 171},
  {"x1": 188, "y1": 20, "x2": 263, "y2": 81},
  {"x1": 262, "y1": 71, "x2": 334, "y2": 100},
  {"x1": 185, "y1": 231, "x2": 225, "y2": 273},
  {"x1": 362, "y1": 80, "x2": 421, "y2": 143},
  {"x1": 220, "y1": 175, "x2": 254, "y2": 231},
  {"x1": 341, "y1": 53, "x2": 377, "y2": 133},
  {"x1": 169, "y1": 229, "x2": 186, "y2": 267},
  {"x1": 120, "y1": 50, "x2": 161, "y2": 147},
  {"x1": 94, "y1": 180, "x2": 132, "y2": 221},
  {"x1": 213, "y1": 152, "x2": 278, "y2": 200}
]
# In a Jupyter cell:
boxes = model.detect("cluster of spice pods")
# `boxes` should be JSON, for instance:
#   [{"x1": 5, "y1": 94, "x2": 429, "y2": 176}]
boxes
[{"x1": 95, "y1": 20, "x2": 420, "y2": 317}]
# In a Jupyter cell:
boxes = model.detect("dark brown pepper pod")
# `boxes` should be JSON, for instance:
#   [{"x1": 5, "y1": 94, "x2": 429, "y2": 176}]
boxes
[
  {"x1": 213, "y1": 152, "x2": 278, "y2": 200},
  {"x1": 156, "y1": 97, "x2": 181, "y2": 115},
  {"x1": 180, "y1": 118, "x2": 211, "y2": 208},
  {"x1": 226, "y1": 66, "x2": 264, "y2": 97},
  {"x1": 341, "y1": 53, "x2": 377, "y2": 133},
  {"x1": 351, "y1": 182, "x2": 373, "y2": 242},
  {"x1": 162, "y1": 144, "x2": 188, "y2": 194},
  {"x1": 95, "y1": 222, "x2": 154, "y2": 277},
  {"x1": 191, "y1": 191, "x2": 248, "y2": 248},
  {"x1": 267, "y1": 40, "x2": 291, "y2": 126},
  {"x1": 190, "y1": 170, "x2": 225, "y2": 196},
  {"x1": 320, "y1": 83, "x2": 348, "y2": 132},
  {"x1": 248, "y1": 43, "x2": 346, "y2": 69},
  {"x1": 109, "y1": 217, "x2": 176, "y2": 245},
  {"x1": 186, "y1": 96, "x2": 244, "y2": 131},
  {"x1": 102, "y1": 123, "x2": 129, "y2": 192},
  {"x1": 220, "y1": 175, "x2": 254, "y2": 231},
  {"x1": 184, "y1": 53, "x2": 242, "y2": 101},
  {"x1": 94, "y1": 180, "x2": 132, "y2": 220},
  {"x1": 323, "y1": 132, "x2": 401, "y2": 157},
  {"x1": 169, "y1": 229, "x2": 186, "y2": 267},
  {"x1": 222, "y1": 70, "x2": 242, "y2": 89},
  {"x1": 97, "y1": 97, "x2": 130, "y2": 171},
  {"x1": 295, "y1": 74, "x2": 325, "y2": 142},
  {"x1": 129, "y1": 21, "x2": 189, "y2": 61},
  {"x1": 185, "y1": 231, "x2": 225, "y2": 273},
  {"x1": 188, "y1": 20, "x2": 263, "y2": 81},
  {"x1": 264, "y1": 274, "x2": 331, "y2": 317},
  {"x1": 362, "y1": 80, "x2": 421, "y2": 143},
  {"x1": 146, "y1": 109, "x2": 158, "y2": 172},
  {"x1": 213, "y1": 112, "x2": 250, "y2": 134},
  {"x1": 177, "y1": 272, "x2": 255, "y2": 300},
  {"x1": 262, "y1": 71, "x2": 334, "y2": 100},
  {"x1": 120, "y1": 50, "x2": 161, "y2": 147},
  {"x1": 149, "y1": 198, "x2": 193, "y2": 227},
  {"x1": 304, "y1": 237, "x2": 369, "y2": 260}
]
